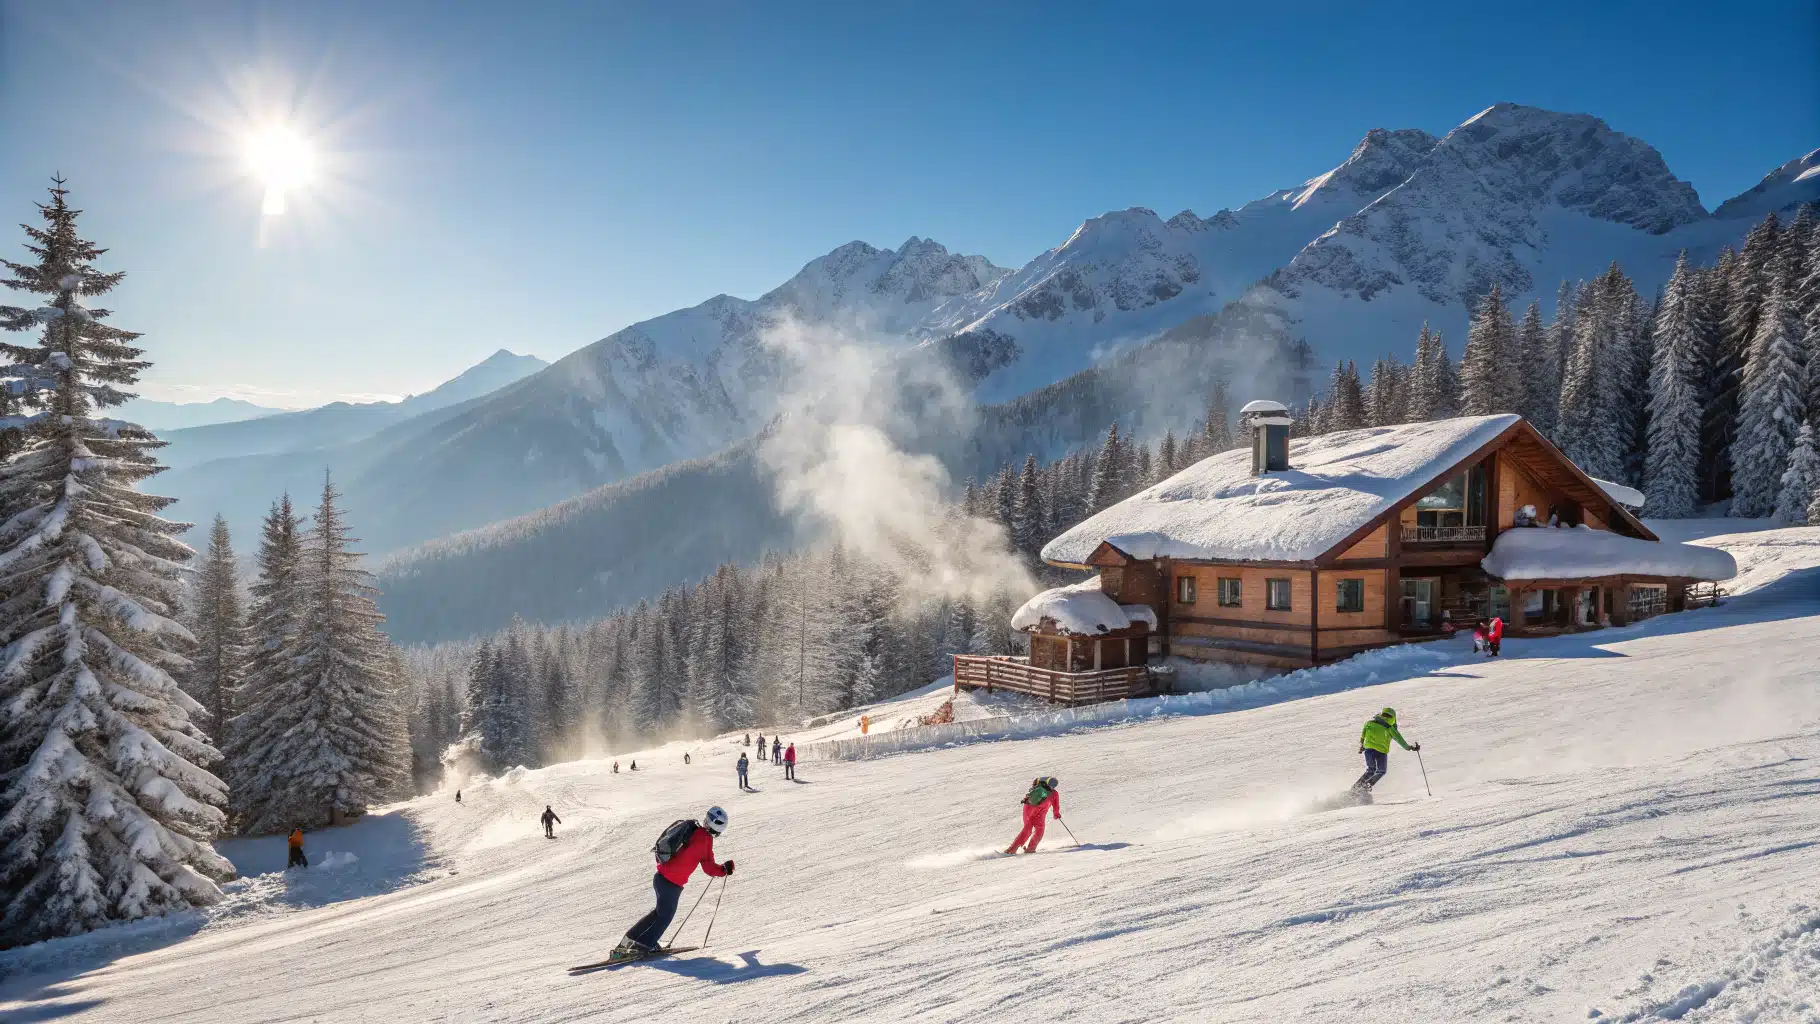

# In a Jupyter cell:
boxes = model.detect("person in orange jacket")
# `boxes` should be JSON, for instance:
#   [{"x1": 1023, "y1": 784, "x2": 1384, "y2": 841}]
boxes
[
  {"x1": 287, "y1": 826, "x2": 308, "y2": 869},
  {"x1": 1006, "y1": 777, "x2": 1061, "y2": 854}
]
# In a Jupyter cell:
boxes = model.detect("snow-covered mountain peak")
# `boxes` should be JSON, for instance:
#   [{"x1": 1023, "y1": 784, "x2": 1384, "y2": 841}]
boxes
[
  {"x1": 1290, "y1": 127, "x2": 1439, "y2": 209},
  {"x1": 1714, "y1": 147, "x2": 1820, "y2": 220},
  {"x1": 763, "y1": 236, "x2": 1009, "y2": 329}
]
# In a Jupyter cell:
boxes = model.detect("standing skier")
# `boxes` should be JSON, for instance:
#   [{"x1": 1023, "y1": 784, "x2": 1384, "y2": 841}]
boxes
[
  {"x1": 783, "y1": 742, "x2": 797, "y2": 781},
  {"x1": 756, "y1": 733, "x2": 765, "y2": 761},
  {"x1": 287, "y1": 826, "x2": 308, "y2": 869},
  {"x1": 1352, "y1": 707, "x2": 1419, "y2": 802},
  {"x1": 1006, "y1": 777, "x2": 1061, "y2": 854},
  {"x1": 771, "y1": 737, "x2": 781, "y2": 763},
  {"x1": 613, "y1": 807, "x2": 734, "y2": 959},
  {"x1": 737, "y1": 752, "x2": 750, "y2": 790},
  {"x1": 542, "y1": 805, "x2": 562, "y2": 838}
]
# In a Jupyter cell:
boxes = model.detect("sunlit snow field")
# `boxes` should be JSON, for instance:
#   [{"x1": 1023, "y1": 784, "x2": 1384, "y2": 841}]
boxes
[{"x1": 1, "y1": 525, "x2": 1816, "y2": 1023}]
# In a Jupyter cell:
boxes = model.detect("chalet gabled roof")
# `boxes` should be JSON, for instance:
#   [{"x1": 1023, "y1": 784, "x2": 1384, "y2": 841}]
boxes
[{"x1": 1042, "y1": 415, "x2": 1523, "y2": 568}]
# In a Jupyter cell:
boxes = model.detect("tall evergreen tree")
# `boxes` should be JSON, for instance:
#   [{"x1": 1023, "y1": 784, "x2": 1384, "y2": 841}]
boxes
[
  {"x1": 1460, "y1": 285, "x2": 1515, "y2": 414},
  {"x1": 1202, "y1": 381, "x2": 1233, "y2": 452},
  {"x1": 1643, "y1": 253, "x2": 1706, "y2": 517},
  {"x1": 275, "y1": 474, "x2": 409, "y2": 822},
  {"x1": 0, "y1": 180, "x2": 232, "y2": 945},
  {"x1": 1731, "y1": 277, "x2": 1808, "y2": 516},
  {"x1": 1515, "y1": 300, "x2": 1557, "y2": 430},
  {"x1": 1010, "y1": 454, "x2": 1043, "y2": 555},
  {"x1": 187, "y1": 515, "x2": 247, "y2": 747},
  {"x1": 1773, "y1": 422, "x2": 1819, "y2": 526},
  {"x1": 1326, "y1": 361, "x2": 1365, "y2": 431},
  {"x1": 225, "y1": 495, "x2": 303, "y2": 831},
  {"x1": 1085, "y1": 423, "x2": 1125, "y2": 514}
]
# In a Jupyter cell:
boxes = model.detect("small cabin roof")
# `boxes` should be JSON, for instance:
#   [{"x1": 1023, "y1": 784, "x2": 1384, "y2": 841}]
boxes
[
  {"x1": 1011, "y1": 578, "x2": 1157, "y2": 636},
  {"x1": 1482, "y1": 526, "x2": 1734, "y2": 582},
  {"x1": 1042, "y1": 415, "x2": 1521, "y2": 567},
  {"x1": 1238, "y1": 399, "x2": 1289, "y2": 415}
]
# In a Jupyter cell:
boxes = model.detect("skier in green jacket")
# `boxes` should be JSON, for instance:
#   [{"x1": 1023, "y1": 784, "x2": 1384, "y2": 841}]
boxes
[{"x1": 1352, "y1": 707, "x2": 1418, "y2": 802}]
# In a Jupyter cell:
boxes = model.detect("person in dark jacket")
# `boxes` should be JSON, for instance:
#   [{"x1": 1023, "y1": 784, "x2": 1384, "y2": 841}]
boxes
[
  {"x1": 736, "y1": 753, "x2": 750, "y2": 790},
  {"x1": 614, "y1": 807, "x2": 734, "y2": 957},
  {"x1": 756, "y1": 733, "x2": 766, "y2": 761},
  {"x1": 542, "y1": 805, "x2": 562, "y2": 838},
  {"x1": 771, "y1": 737, "x2": 781, "y2": 763}
]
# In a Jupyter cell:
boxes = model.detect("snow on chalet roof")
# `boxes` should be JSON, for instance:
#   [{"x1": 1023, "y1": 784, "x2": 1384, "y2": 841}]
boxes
[
  {"x1": 1590, "y1": 476, "x2": 1645, "y2": 509},
  {"x1": 1011, "y1": 578, "x2": 1158, "y2": 636},
  {"x1": 1042, "y1": 415, "x2": 1521, "y2": 567},
  {"x1": 1481, "y1": 526, "x2": 1736, "y2": 582}
]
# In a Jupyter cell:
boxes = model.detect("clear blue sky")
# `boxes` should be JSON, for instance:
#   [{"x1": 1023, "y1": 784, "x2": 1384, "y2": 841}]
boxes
[{"x1": 2, "y1": 0, "x2": 1814, "y2": 406}]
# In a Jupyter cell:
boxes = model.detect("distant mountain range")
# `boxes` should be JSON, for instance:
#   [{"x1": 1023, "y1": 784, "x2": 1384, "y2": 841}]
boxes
[
  {"x1": 115, "y1": 396, "x2": 286, "y2": 431},
  {"x1": 152, "y1": 104, "x2": 1816, "y2": 642}
]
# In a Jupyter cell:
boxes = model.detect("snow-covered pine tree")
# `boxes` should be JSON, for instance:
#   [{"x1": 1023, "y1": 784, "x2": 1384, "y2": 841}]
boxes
[
  {"x1": 1157, "y1": 432, "x2": 1177, "y2": 479},
  {"x1": 1556, "y1": 274, "x2": 1623, "y2": 480},
  {"x1": 1515, "y1": 300, "x2": 1557, "y2": 430},
  {"x1": 1085, "y1": 423, "x2": 1124, "y2": 514},
  {"x1": 1431, "y1": 333, "x2": 1462, "y2": 418},
  {"x1": 1643, "y1": 252, "x2": 1707, "y2": 517},
  {"x1": 1706, "y1": 219, "x2": 1783, "y2": 499},
  {"x1": 1326, "y1": 361, "x2": 1365, "y2": 431},
  {"x1": 1731, "y1": 275, "x2": 1808, "y2": 517},
  {"x1": 1617, "y1": 283, "x2": 1656, "y2": 486},
  {"x1": 1365, "y1": 356, "x2": 1407, "y2": 426},
  {"x1": 224, "y1": 495, "x2": 304, "y2": 831},
  {"x1": 1460, "y1": 285, "x2": 1515, "y2": 414},
  {"x1": 186, "y1": 515, "x2": 247, "y2": 746},
  {"x1": 0, "y1": 180, "x2": 232, "y2": 945},
  {"x1": 1202, "y1": 381, "x2": 1233, "y2": 451},
  {"x1": 1010, "y1": 454, "x2": 1043, "y2": 557},
  {"x1": 276, "y1": 474, "x2": 410, "y2": 822},
  {"x1": 1772, "y1": 422, "x2": 1819, "y2": 525}
]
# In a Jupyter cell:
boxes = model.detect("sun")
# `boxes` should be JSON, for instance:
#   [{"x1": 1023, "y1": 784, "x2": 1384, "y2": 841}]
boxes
[{"x1": 244, "y1": 125, "x2": 316, "y2": 216}]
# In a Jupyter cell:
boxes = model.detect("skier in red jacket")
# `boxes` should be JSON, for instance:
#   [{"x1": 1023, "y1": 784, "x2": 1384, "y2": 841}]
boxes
[
  {"x1": 1006, "y1": 777, "x2": 1061, "y2": 854},
  {"x1": 614, "y1": 806, "x2": 733, "y2": 958}
]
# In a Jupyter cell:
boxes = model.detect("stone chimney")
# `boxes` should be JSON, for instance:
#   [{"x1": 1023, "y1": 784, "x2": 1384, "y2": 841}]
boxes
[{"x1": 1239, "y1": 399, "x2": 1293, "y2": 475}]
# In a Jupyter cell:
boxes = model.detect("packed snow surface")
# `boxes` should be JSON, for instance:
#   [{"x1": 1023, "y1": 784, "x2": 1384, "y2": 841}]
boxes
[
  {"x1": 1482, "y1": 525, "x2": 1738, "y2": 581},
  {"x1": 1010, "y1": 577, "x2": 1155, "y2": 635},
  {"x1": 3, "y1": 525, "x2": 1816, "y2": 1023},
  {"x1": 1043, "y1": 415, "x2": 1518, "y2": 566}
]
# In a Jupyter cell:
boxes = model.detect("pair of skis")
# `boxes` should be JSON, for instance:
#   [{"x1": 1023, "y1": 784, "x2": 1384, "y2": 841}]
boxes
[{"x1": 568, "y1": 945, "x2": 700, "y2": 972}]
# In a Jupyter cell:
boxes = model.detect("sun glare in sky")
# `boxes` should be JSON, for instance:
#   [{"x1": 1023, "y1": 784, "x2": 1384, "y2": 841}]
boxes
[{"x1": 244, "y1": 124, "x2": 315, "y2": 216}]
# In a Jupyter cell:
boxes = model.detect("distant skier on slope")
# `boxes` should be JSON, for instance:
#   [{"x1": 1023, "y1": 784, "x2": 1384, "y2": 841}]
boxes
[
  {"x1": 772, "y1": 737, "x2": 781, "y2": 763},
  {"x1": 613, "y1": 807, "x2": 734, "y2": 959},
  {"x1": 756, "y1": 733, "x2": 766, "y2": 760},
  {"x1": 783, "y1": 742, "x2": 797, "y2": 781},
  {"x1": 1005, "y1": 777, "x2": 1061, "y2": 854},
  {"x1": 737, "y1": 752, "x2": 750, "y2": 790},
  {"x1": 684, "y1": 752, "x2": 691, "y2": 765},
  {"x1": 287, "y1": 826, "x2": 308, "y2": 869},
  {"x1": 542, "y1": 805, "x2": 562, "y2": 838},
  {"x1": 1352, "y1": 707, "x2": 1419, "y2": 803}
]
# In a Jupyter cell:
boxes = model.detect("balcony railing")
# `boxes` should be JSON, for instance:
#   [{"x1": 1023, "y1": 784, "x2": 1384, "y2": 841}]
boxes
[
  {"x1": 952, "y1": 655, "x2": 1151, "y2": 706},
  {"x1": 1401, "y1": 524, "x2": 1486, "y2": 544}
]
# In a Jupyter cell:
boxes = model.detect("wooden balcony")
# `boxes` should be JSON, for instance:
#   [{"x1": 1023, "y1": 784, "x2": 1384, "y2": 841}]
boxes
[
  {"x1": 952, "y1": 654, "x2": 1152, "y2": 706},
  {"x1": 1401, "y1": 524, "x2": 1486, "y2": 544}
]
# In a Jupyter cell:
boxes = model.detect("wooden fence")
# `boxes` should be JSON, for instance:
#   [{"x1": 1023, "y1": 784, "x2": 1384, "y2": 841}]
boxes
[{"x1": 952, "y1": 655, "x2": 1150, "y2": 706}]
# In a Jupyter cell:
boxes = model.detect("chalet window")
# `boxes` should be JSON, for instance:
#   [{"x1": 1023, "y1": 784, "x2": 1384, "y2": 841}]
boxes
[
  {"x1": 1266, "y1": 578, "x2": 1291, "y2": 611},
  {"x1": 1217, "y1": 577, "x2": 1242, "y2": 607},
  {"x1": 1628, "y1": 584, "x2": 1667, "y2": 620},
  {"x1": 1336, "y1": 578, "x2": 1365, "y2": 613},
  {"x1": 1409, "y1": 463, "x2": 1488, "y2": 541},
  {"x1": 1176, "y1": 575, "x2": 1196, "y2": 605}
]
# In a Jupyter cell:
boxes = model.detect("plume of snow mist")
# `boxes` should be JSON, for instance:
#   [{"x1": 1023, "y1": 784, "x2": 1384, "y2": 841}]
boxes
[{"x1": 758, "y1": 318, "x2": 1035, "y2": 606}]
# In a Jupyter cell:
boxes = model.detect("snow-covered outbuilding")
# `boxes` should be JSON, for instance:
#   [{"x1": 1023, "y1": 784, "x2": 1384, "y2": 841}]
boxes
[{"x1": 1032, "y1": 411, "x2": 1735, "y2": 670}]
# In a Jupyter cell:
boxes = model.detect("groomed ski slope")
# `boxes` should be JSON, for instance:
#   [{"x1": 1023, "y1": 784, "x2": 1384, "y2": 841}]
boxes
[{"x1": 3, "y1": 527, "x2": 1818, "y2": 1023}]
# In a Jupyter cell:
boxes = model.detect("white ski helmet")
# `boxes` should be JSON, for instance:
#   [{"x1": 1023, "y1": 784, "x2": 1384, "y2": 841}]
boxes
[{"x1": 704, "y1": 806, "x2": 729, "y2": 835}]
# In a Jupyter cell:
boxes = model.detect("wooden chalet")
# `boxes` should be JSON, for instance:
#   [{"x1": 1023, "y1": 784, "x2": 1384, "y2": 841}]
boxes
[{"x1": 961, "y1": 406, "x2": 1737, "y2": 694}]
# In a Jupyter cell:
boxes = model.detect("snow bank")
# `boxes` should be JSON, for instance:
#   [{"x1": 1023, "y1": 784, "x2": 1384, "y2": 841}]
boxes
[
  {"x1": 1042, "y1": 415, "x2": 1518, "y2": 566},
  {"x1": 1010, "y1": 578, "x2": 1154, "y2": 635},
  {"x1": 1481, "y1": 526, "x2": 1737, "y2": 581}
]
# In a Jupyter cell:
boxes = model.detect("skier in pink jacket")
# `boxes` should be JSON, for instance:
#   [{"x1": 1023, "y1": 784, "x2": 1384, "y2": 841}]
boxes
[{"x1": 1005, "y1": 777, "x2": 1061, "y2": 854}]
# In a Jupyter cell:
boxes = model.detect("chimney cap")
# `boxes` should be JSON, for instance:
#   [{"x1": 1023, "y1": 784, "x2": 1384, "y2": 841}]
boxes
[{"x1": 1238, "y1": 399, "x2": 1290, "y2": 415}]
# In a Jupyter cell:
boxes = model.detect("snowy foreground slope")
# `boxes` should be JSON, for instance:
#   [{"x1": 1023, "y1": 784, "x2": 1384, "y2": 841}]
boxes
[{"x1": 3, "y1": 529, "x2": 1818, "y2": 1023}]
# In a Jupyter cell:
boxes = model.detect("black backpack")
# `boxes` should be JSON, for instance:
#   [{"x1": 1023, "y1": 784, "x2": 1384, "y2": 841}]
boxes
[{"x1": 653, "y1": 819, "x2": 698, "y2": 862}]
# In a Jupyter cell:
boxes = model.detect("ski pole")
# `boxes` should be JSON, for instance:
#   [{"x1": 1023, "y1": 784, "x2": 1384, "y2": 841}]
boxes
[
  {"x1": 1416, "y1": 748, "x2": 1433, "y2": 797},
  {"x1": 664, "y1": 878, "x2": 714, "y2": 947},
  {"x1": 702, "y1": 874, "x2": 728, "y2": 948},
  {"x1": 1059, "y1": 819, "x2": 1082, "y2": 847}
]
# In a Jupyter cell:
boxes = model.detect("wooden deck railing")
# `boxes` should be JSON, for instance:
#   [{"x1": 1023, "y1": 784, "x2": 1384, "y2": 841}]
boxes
[{"x1": 952, "y1": 655, "x2": 1150, "y2": 706}]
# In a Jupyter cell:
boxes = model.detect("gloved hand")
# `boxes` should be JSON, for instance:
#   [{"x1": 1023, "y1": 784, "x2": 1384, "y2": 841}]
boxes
[
  {"x1": 722, "y1": 860, "x2": 736, "y2": 875},
  {"x1": 1410, "y1": 743, "x2": 1421, "y2": 752},
  {"x1": 1358, "y1": 745, "x2": 1364, "y2": 754}
]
